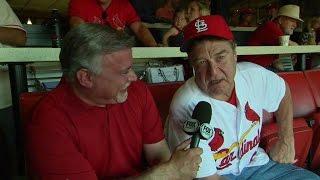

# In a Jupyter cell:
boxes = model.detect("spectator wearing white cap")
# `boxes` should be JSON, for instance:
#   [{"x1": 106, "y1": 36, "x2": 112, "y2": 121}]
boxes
[
  {"x1": 243, "y1": 4, "x2": 302, "y2": 71},
  {"x1": 166, "y1": 15, "x2": 320, "y2": 179}
]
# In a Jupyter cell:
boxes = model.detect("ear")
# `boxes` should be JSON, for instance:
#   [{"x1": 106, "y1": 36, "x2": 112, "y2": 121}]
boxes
[
  {"x1": 76, "y1": 69, "x2": 94, "y2": 88},
  {"x1": 278, "y1": 16, "x2": 283, "y2": 25}
]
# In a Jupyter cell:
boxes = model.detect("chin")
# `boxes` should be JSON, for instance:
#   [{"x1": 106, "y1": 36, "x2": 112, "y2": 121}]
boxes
[{"x1": 208, "y1": 88, "x2": 229, "y2": 100}]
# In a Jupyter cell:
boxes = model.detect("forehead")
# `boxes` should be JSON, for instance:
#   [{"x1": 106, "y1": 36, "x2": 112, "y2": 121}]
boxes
[
  {"x1": 102, "y1": 48, "x2": 132, "y2": 69},
  {"x1": 190, "y1": 40, "x2": 233, "y2": 55},
  {"x1": 188, "y1": 1, "x2": 199, "y2": 8},
  {"x1": 283, "y1": 17, "x2": 298, "y2": 23}
]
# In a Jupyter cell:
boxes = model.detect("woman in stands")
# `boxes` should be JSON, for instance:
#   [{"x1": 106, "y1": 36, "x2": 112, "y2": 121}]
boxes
[
  {"x1": 162, "y1": 8, "x2": 187, "y2": 46},
  {"x1": 185, "y1": 0, "x2": 210, "y2": 22},
  {"x1": 162, "y1": 0, "x2": 210, "y2": 47}
]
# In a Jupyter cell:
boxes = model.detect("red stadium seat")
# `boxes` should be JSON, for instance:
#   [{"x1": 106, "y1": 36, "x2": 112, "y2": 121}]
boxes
[
  {"x1": 261, "y1": 71, "x2": 316, "y2": 167},
  {"x1": 304, "y1": 69, "x2": 320, "y2": 108},
  {"x1": 304, "y1": 69, "x2": 320, "y2": 169},
  {"x1": 19, "y1": 92, "x2": 47, "y2": 180},
  {"x1": 147, "y1": 82, "x2": 183, "y2": 125},
  {"x1": 20, "y1": 92, "x2": 47, "y2": 126}
]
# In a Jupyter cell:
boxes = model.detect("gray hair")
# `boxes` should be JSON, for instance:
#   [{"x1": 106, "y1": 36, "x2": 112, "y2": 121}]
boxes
[{"x1": 59, "y1": 23, "x2": 135, "y2": 82}]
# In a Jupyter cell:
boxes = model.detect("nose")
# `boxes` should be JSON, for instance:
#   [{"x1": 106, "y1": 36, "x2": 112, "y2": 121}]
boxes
[
  {"x1": 128, "y1": 69, "x2": 137, "y2": 82},
  {"x1": 208, "y1": 60, "x2": 219, "y2": 77},
  {"x1": 292, "y1": 21, "x2": 297, "y2": 29}
]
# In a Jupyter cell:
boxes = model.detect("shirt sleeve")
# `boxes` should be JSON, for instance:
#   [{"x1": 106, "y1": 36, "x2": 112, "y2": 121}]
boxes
[
  {"x1": 264, "y1": 21, "x2": 284, "y2": 45},
  {"x1": 25, "y1": 98, "x2": 98, "y2": 179},
  {"x1": 0, "y1": 0, "x2": 25, "y2": 31},
  {"x1": 261, "y1": 69, "x2": 286, "y2": 112},
  {"x1": 68, "y1": 0, "x2": 87, "y2": 20},
  {"x1": 123, "y1": 0, "x2": 141, "y2": 25},
  {"x1": 249, "y1": 21, "x2": 283, "y2": 46},
  {"x1": 142, "y1": 84, "x2": 165, "y2": 144}
]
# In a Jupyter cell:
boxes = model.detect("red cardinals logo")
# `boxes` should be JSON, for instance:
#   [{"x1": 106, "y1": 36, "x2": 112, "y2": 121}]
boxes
[
  {"x1": 245, "y1": 102, "x2": 260, "y2": 123},
  {"x1": 209, "y1": 128, "x2": 224, "y2": 151}
]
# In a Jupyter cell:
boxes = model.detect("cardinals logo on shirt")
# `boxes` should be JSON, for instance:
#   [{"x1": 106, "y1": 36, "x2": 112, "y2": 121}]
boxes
[
  {"x1": 245, "y1": 102, "x2": 260, "y2": 123},
  {"x1": 209, "y1": 128, "x2": 224, "y2": 151}
]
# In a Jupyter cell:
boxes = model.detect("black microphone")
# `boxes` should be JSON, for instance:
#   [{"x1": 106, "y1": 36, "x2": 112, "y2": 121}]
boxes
[
  {"x1": 187, "y1": 101, "x2": 213, "y2": 148},
  {"x1": 183, "y1": 118, "x2": 200, "y2": 135}
]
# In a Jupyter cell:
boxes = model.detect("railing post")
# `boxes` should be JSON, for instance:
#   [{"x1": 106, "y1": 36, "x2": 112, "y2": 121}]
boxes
[{"x1": 8, "y1": 63, "x2": 28, "y2": 175}]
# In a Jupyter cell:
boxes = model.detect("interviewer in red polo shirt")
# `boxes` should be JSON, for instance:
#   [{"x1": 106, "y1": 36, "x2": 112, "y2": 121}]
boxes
[
  {"x1": 244, "y1": 4, "x2": 302, "y2": 70},
  {"x1": 25, "y1": 24, "x2": 202, "y2": 179},
  {"x1": 68, "y1": 0, "x2": 157, "y2": 47}
]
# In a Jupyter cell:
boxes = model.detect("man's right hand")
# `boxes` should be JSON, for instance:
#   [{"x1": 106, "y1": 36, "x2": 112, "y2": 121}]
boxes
[{"x1": 169, "y1": 139, "x2": 203, "y2": 179}]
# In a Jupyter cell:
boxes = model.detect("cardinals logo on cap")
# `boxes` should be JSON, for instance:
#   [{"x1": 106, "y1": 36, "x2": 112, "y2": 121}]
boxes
[
  {"x1": 181, "y1": 15, "x2": 234, "y2": 52},
  {"x1": 195, "y1": 19, "x2": 208, "y2": 33}
]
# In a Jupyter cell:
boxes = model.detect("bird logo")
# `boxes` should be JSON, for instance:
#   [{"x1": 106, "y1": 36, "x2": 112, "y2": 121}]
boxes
[
  {"x1": 245, "y1": 102, "x2": 260, "y2": 123},
  {"x1": 209, "y1": 128, "x2": 224, "y2": 151}
]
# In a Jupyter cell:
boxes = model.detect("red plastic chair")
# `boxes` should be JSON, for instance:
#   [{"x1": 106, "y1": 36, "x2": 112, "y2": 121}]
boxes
[
  {"x1": 20, "y1": 92, "x2": 47, "y2": 126},
  {"x1": 304, "y1": 69, "x2": 320, "y2": 169},
  {"x1": 147, "y1": 82, "x2": 183, "y2": 125},
  {"x1": 20, "y1": 92, "x2": 47, "y2": 180}
]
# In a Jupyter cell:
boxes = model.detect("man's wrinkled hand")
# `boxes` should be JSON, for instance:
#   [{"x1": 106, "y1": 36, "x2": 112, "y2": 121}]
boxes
[
  {"x1": 169, "y1": 139, "x2": 203, "y2": 180},
  {"x1": 268, "y1": 139, "x2": 296, "y2": 164}
]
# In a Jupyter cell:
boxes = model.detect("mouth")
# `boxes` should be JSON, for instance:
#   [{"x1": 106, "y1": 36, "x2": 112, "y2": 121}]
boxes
[{"x1": 209, "y1": 79, "x2": 223, "y2": 85}]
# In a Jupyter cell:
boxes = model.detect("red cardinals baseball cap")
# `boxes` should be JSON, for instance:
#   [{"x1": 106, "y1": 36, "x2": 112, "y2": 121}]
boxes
[{"x1": 181, "y1": 15, "x2": 234, "y2": 52}]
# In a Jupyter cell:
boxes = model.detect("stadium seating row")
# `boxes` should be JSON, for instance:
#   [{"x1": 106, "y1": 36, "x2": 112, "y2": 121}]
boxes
[{"x1": 19, "y1": 69, "x2": 320, "y2": 174}]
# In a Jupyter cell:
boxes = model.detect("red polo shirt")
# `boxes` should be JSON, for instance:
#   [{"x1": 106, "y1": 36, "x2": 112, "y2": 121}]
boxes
[
  {"x1": 243, "y1": 21, "x2": 284, "y2": 67},
  {"x1": 26, "y1": 80, "x2": 164, "y2": 179},
  {"x1": 69, "y1": 0, "x2": 140, "y2": 30}
]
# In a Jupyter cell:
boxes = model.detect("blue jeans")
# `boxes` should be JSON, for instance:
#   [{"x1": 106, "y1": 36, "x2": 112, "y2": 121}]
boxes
[{"x1": 222, "y1": 160, "x2": 320, "y2": 180}]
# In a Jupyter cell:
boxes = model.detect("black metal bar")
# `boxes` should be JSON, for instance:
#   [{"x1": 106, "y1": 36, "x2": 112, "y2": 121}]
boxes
[
  {"x1": 301, "y1": 54, "x2": 306, "y2": 70},
  {"x1": 8, "y1": 63, "x2": 28, "y2": 175}
]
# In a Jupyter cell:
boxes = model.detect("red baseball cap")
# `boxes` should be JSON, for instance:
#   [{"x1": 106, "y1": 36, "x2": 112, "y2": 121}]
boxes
[{"x1": 181, "y1": 15, "x2": 234, "y2": 52}]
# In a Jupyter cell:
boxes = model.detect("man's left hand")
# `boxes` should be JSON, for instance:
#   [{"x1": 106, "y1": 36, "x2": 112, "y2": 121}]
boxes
[{"x1": 268, "y1": 139, "x2": 296, "y2": 164}]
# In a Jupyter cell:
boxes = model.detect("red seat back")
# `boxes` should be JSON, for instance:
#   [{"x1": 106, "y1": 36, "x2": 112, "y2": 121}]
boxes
[
  {"x1": 303, "y1": 69, "x2": 320, "y2": 169},
  {"x1": 304, "y1": 69, "x2": 320, "y2": 108},
  {"x1": 278, "y1": 71, "x2": 317, "y2": 118},
  {"x1": 19, "y1": 92, "x2": 47, "y2": 125},
  {"x1": 147, "y1": 82, "x2": 183, "y2": 124},
  {"x1": 19, "y1": 92, "x2": 47, "y2": 179}
]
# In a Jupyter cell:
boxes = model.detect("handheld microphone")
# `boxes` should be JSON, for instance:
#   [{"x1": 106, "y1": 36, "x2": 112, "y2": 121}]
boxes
[
  {"x1": 185, "y1": 101, "x2": 213, "y2": 148},
  {"x1": 183, "y1": 118, "x2": 200, "y2": 134}
]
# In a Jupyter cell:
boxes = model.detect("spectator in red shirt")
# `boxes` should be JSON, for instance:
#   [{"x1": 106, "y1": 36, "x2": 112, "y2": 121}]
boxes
[
  {"x1": 238, "y1": 8, "x2": 255, "y2": 27},
  {"x1": 155, "y1": 0, "x2": 181, "y2": 22},
  {"x1": 25, "y1": 24, "x2": 203, "y2": 179},
  {"x1": 244, "y1": 4, "x2": 302, "y2": 70},
  {"x1": 68, "y1": 0, "x2": 157, "y2": 47}
]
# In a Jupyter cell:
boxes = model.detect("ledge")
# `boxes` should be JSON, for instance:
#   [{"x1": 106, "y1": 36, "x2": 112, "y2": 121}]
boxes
[{"x1": 0, "y1": 45, "x2": 319, "y2": 63}]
